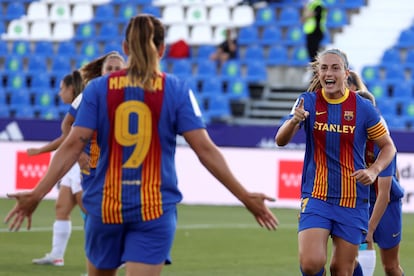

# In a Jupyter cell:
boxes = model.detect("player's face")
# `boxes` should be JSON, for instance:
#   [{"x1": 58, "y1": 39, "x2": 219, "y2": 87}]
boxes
[
  {"x1": 317, "y1": 53, "x2": 349, "y2": 98},
  {"x1": 58, "y1": 81, "x2": 75, "y2": 104},
  {"x1": 101, "y1": 57, "x2": 125, "y2": 75}
]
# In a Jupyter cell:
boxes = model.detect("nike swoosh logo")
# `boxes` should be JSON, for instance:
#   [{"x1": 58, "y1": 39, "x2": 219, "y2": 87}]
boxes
[
  {"x1": 392, "y1": 232, "x2": 400, "y2": 238},
  {"x1": 316, "y1": 111, "x2": 327, "y2": 115}
]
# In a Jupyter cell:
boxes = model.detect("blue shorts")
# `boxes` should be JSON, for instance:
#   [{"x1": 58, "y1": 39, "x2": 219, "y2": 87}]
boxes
[
  {"x1": 84, "y1": 205, "x2": 177, "y2": 269},
  {"x1": 298, "y1": 197, "x2": 368, "y2": 245},
  {"x1": 371, "y1": 200, "x2": 402, "y2": 249}
]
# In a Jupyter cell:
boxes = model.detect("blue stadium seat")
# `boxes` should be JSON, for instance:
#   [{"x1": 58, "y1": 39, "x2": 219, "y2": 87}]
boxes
[
  {"x1": 196, "y1": 45, "x2": 216, "y2": 61},
  {"x1": 227, "y1": 78, "x2": 249, "y2": 100},
  {"x1": 340, "y1": 0, "x2": 366, "y2": 9},
  {"x1": 243, "y1": 44, "x2": 265, "y2": 64},
  {"x1": 254, "y1": 6, "x2": 276, "y2": 27},
  {"x1": 79, "y1": 41, "x2": 100, "y2": 58},
  {"x1": 0, "y1": 105, "x2": 10, "y2": 118},
  {"x1": 93, "y1": 4, "x2": 115, "y2": 23},
  {"x1": 267, "y1": 45, "x2": 289, "y2": 66},
  {"x1": 278, "y1": 7, "x2": 300, "y2": 27},
  {"x1": 4, "y1": 55, "x2": 24, "y2": 72},
  {"x1": 284, "y1": 25, "x2": 305, "y2": 46},
  {"x1": 391, "y1": 81, "x2": 413, "y2": 100},
  {"x1": 382, "y1": 114, "x2": 407, "y2": 130},
  {"x1": 237, "y1": 26, "x2": 259, "y2": 46},
  {"x1": 32, "y1": 41, "x2": 55, "y2": 56},
  {"x1": 383, "y1": 65, "x2": 406, "y2": 86},
  {"x1": 30, "y1": 74, "x2": 52, "y2": 95},
  {"x1": 326, "y1": 8, "x2": 348, "y2": 29},
  {"x1": 38, "y1": 107, "x2": 61, "y2": 120},
  {"x1": 5, "y1": 72, "x2": 26, "y2": 92},
  {"x1": 205, "y1": 95, "x2": 231, "y2": 121},
  {"x1": 376, "y1": 99, "x2": 398, "y2": 117},
  {"x1": 404, "y1": 49, "x2": 414, "y2": 69},
  {"x1": 4, "y1": 2, "x2": 25, "y2": 20},
  {"x1": 9, "y1": 89, "x2": 31, "y2": 106},
  {"x1": 34, "y1": 91, "x2": 56, "y2": 108},
  {"x1": 260, "y1": 26, "x2": 282, "y2": 46},
  {"x1": 102, "y1": 41, "x2": 124, "y2": 56},
  {"x1": 201, "y1": 78, "x2": 223, "y2": 95},
  {"x1": 245, "y1": 60, "x2": 267, "y2": 83},
  {"x1": 360, "y1": 65, "x2": 381, "y2": 85},
  {"x1": 118, "y1": 3, "x2": 137, "y2": 23},
  {"x1": 75, "y1": 23, "x2": 97, "y2": 41},
  {"x1": 195, "y1": 60, "x2": 217, "y2": 81},
  {"x1": 288, "y1": 46, "x2": 309, "y2": 66},
  {"x1": 142, "y1": 5, "x2": 161, "y2": 18},
  {"x1": 56, "y1": 41, "x2": 77, "y2": 55},
  {"x1": 380, "y1": 48, "x2": 401, "y2": 68},
  {"x1": 26, "y1": 56, "x2": 48, "y2": 75},
  {"x1": 0, "y1": 88, "x2": 6, "y2": 105},
  {"x1": 0, "y1": 40, "x2": 8, "y2": 56},
  {"x1": 170, "y1": 59, "x2": 193, "y2": 79},
  {"x1": 401, "y1": 101, "x2": 414, "y2": 118},
  {"x1": 11, "y1": 40, "x2": 30, "y2": 56},
  {"x1": 97, "y1": 22, "x2": 120, "y2": 42},
  {"x1": 367, "y1": 80, "x2": 389, "y2": 100},
  {"x1": 220, "y1": 60, "x2": 241, "y2": 80},
  {"x1": 51, "y1": 56, "x2": 72, "y2": 77},
  {"x1": 13, "y1": 105, "x2": 36, "y2": 119},
  {"x1": 395, "y1": 29, "x2": 414, "y2": 49}
]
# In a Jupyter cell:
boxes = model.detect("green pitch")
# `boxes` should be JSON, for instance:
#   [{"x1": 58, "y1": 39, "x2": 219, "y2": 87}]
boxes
[{"x1": 0, "y1": 199, "x2": 413, "y2": 275}]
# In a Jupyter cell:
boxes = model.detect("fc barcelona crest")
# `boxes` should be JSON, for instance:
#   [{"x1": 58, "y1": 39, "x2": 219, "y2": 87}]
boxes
[{"x1": 344, "y1": 111, "x2": 354, "y2": 121}]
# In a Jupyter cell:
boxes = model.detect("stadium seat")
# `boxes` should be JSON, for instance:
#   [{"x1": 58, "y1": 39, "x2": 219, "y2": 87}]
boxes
[
  {"x1": 102, "y1": 41, "x2": 124, "y2": 55},
  {"x1": 2, "y1": 19, "x2": 30, "y2": 40},
  {"x1": 404, "y1": 49, "x2": 414, "y2": 69},
  {"x1": 165, "y1": 24, "x2": 189, "y2": 44},
  {"x1": 376, "y1": 99, "x2": 398, "y2": 117},
  {"x1": 340, "y1": 0, "x2": 366, "y2": 9},
  {"x1": 32, "y1": 41, "x2": 55, "y2": 56},
  {"x1": 360, "y1": 65, "x2": 381, "y2": 85},
  {"x1": 52, "y1": 22, "x2": 75, "y2": 41},
  {"x1": 26, "y1": 56, "x2": 49, "y2": 75},
  {"x1": 79, "y1": 41, "x2": 100, "y2": 59},
  {"x1": 72, "y1": 3, "x2": 94, "y2": 23},
  {"x1": 383, "y1": 65, "x2": 406, "y2": 86},
  {"x1": 245, "y1": 60, "x2": 267, "y2": 83},
  {"x1": 3, "y1": 2, "x2": 25, "y2": 20},
  {"x1": 288, "y1": 46, "x2": 309, "y2": 67},
  {"x1": 196, "y1": 45, "x2": 216, "y2": 61},
  {"x1": 185, "y1": 5, "x2": 208, "y2": 25},
  {"x1": 391, "y1": 81, "x2": 413, "y2": 100},
  {"x1": 220, "y1": 60, "x2": 241, "y2": 80},
  {"x1": 195, "y1": 60, "x2": 217, "y2": 80},
  {"x1": 170, "y1": 59, "x2": 193, "y2": 79},
  {"x1": 4, "y1": 56, "x2": 24, "y2": 72},
  {"x1": 278, "y1": 7, "x2": 300, "y2": 27},
  {"x1": 284, "y1": 25, "x2": 305, "y2": 46},
  {"x1": 367, "y1": 80, "x2": 389, "y2": 100},
  {"x1": 49, "y1": 2, "x2": 71, "y2": 22},
  {"x1": 201, "y1": 78, "x2": 223, "y2": 95},
  {"x1": 254, "y1": 6, "x2": 276, "y2": 27},
  {"x1": 380, "y1": 48, "x2": 401, "y2": 68},
  {"x1": 212, "y1": 26, "x2": 228, "y2": 45},
  {"x1": 38, "y1": 107, "x2": 61, "y2": 120},
  {"x1": 118, "y1": 3, "x2": 138, "y2": 23},
  {"x1": 27, "y1": 1, "x2": 49, "y2": 22},
  {"x1": 13, "y1": 105, "x2": 36, "y2": 119},
  {"x1": 75, "y1": 23, "x2": 96, "y2": 41},
  {"x1": 401, "y1": 100, "x2": 414, "y2": 117},
  {"x1": 260, "y1": 26, "x2": 282, "y2": 46},
  {"x1": 237, "y1": 26, "x2": 259, "y2": 46},
  {"x1": 326, "y1": 8, "x2": 348, "y2": 29},
  {"x1": 9, "y1": 89, "x2": 31, "y2": 106},
  {"x1": 51, "y1": 56, "x2": 72, "y2": 77},
  {"x1": 34, "y1": 91, "x2": 56, "y2": 109},
  {"x1": 0, "y1": 40, "x2": 7, "y2": 56},
  {"x1": 97, "y1": 23, "x2": 120, "y2": 42},
  {"x1": 29, "y1": 21, "x2": 53, "y2": 41},
  {"x1": 242, "y1": 45, "x2": 265, "y2": 64},
  {"x1": 93, "y1": 4, "x2": 115, "y2": 23},
  {"x1": 0, "y1": 88, "x2": 6, "y2": 105},
  {"x1": 162, "y1": 5, "x2": 185, "y2": 25},
  {"x1": 205, "y1": 95, "x2": 231, "y2": 120},
  {"x1": 232, "y1": 5, "x2": 255, "y2": 27},
  {"x1": 0, "y1": 105, "x2": 10, "y2": 118},
  {"x1": 141, "y1": 5, "x2": 161, "y2": 18},
  {"x1": 267, "y1": 45, "x2": 289, "y2": 66},
  {"x1": 227, "y1": 78, "x2": 249, "y2": 100},
  {"x1": 395, "y1": 29, "x2": 414, "y2": 49},
  {"x1": 11, "y1": 40, "x2": 30, "y2": 56},
  {"x1": 56, "y1": 41, "x2": 77, "y2": 55},
  {"x1": 208, "y1": 5, "x2": 231, "y2": 26},
  {"x1": 190, "y1": 25, "x2": 213, "y2": 45}
]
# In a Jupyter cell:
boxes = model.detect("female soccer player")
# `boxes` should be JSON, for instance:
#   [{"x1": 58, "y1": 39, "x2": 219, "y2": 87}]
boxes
[
  {"x1": 275, "y1": 48, "x2": 396, "y2": 276},
  {"x1": 5, "y1": 14, "x2": 278, "y2": 276}
]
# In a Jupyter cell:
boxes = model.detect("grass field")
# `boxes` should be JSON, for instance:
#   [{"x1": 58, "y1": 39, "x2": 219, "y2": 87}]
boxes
[{"x1": 0, "y1": 199, "x2": 413, "y2": 275}]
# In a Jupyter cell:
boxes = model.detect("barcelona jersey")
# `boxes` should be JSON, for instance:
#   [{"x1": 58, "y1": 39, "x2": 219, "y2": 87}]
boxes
[
  {"x1": 293, "y1": 89, "x2": 388, "y2": 209},
  {"x1": 74, "y1": 70, "x2": 205, "y2": 223}
]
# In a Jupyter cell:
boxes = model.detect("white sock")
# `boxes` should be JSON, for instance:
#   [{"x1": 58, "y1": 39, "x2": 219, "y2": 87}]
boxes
[
  {"x1": 50, "y1": 220, "x2": 72, "y2": 259},
  {"x1": 357, "y1": 249, "x2": 376, "y2": 276}
]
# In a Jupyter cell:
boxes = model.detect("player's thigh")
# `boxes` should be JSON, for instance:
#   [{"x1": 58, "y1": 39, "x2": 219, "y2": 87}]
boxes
[
  {"x1": 125, "y1": 262, "x2": 163, "y2": 276},
  {"x1": 298, "y1": 227, "x2": 330, "y2": 265},
  {"x1": 55, "y1": 186, "x2": 77, "y2": 218}
]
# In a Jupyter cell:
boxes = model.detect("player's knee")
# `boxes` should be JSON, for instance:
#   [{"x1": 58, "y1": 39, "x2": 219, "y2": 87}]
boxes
[{"x1": 383, "y1": 263, "x2": 402, "y2": 275}]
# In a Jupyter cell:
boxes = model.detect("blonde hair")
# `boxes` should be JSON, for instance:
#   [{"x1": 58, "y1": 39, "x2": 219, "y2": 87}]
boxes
[{"x1": 124, "y1": 14, "x2": 165, "y2": 91}]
